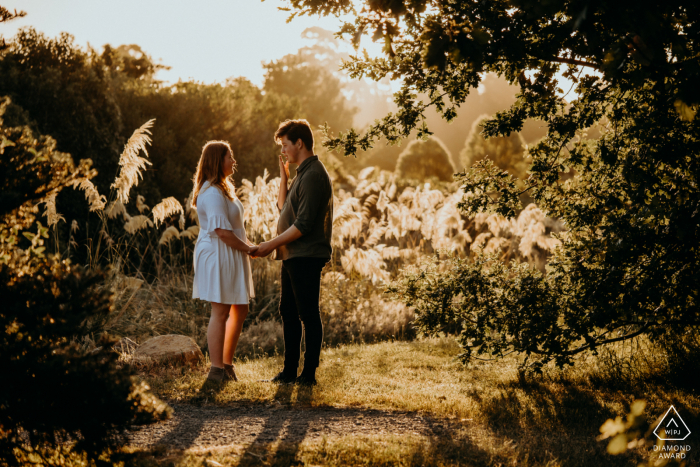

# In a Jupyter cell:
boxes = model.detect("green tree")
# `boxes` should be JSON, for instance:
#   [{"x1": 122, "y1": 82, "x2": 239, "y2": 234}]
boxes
[
  {"x1": 101, "y1": 43, "x2": 168, "y2": 81},
  {"x1": 395, "y1": 136, "x2": 454, "y2": 181},
  {"x1": 459, "y1": 114, "x2": 528, "y2": 179},
  {"x1": 290, "y1": 0, "x2": 700, "y2": 369},
  {"x1": 0, "y1": 28, "x2": 124, "y2": 194}
]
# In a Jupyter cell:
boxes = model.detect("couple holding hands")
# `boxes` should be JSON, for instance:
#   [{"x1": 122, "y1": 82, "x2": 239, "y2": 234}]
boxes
[{"x1": 191, "y1": 119, "x2": 333, "y2": 386}]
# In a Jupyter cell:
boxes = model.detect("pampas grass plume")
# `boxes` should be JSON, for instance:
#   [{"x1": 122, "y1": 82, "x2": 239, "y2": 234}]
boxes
[
  {"x1": 105, "y1": 200, "x2": 128, "y2": 220},
  {"x1": 72, "y1": 178, "x2": 107, "y2": 212},
  {"x1": 111, "y1": 119, "x2": 154, "y2": 204},
  {"x1": 159, "y1": 226, "x2": 180, "y2": 245},
  {"x1": 123, "y1": 215, "x2": 154, "y2": 234},
  {"x1": 43, "y1": 192, "x2": 65, "y2": 226},
  {"x1": 152, "y1": 197, "x2": 184, "y2": 227}
]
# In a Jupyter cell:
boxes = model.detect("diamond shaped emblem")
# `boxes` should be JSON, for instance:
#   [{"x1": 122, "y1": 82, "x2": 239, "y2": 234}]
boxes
[{"x1": 654, "y1": 406, "x2": 691, "y2": 441}]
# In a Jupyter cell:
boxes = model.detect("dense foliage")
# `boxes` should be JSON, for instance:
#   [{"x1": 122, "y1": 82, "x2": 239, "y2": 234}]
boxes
[
  {"x1": 0, "y1": 28, "x2": 124, "y2": 193},
  {"x1": 288, "y1": 0, "x2": 700, "y2": 368},
  {"x1": 0, "y1": 96, "x2": 169, "y2": 465}
]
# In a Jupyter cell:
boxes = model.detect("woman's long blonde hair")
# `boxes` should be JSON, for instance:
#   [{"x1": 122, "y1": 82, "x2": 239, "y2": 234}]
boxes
[{"x1": 191, "y1": 140, "x2": 235, "y2": 208}]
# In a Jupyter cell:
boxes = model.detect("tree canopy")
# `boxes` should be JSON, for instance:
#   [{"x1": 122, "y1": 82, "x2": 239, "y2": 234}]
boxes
[
  {"x1": 0, "y1": 28, "x2": 124, "y2": 193},
  {"x1": 287, "y1": 0, "x2": 700, "y2": 368}
]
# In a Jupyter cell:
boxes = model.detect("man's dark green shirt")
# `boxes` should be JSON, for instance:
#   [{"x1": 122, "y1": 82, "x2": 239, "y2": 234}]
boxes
[{"x1": 275, "y1": 156, "x2": 333, "y2": 261}]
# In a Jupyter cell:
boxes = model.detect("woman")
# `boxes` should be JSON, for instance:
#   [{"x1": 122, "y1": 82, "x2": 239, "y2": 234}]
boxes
[{"x1": 191, "y1": 141, "x2": 255, "y2": 382}]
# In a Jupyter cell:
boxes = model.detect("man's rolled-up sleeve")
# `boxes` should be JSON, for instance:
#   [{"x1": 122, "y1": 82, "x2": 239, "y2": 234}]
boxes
[{"x1": 293, "y1": 172, "x2": 328, "y2": 236}]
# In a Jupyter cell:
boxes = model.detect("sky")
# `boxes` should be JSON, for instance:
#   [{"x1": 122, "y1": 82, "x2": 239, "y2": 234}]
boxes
[
  {"x1": 0, "y1": 0, "x2": 582, "y2": 102},
  {"x1": 0, "y1": 0, "x2": 356, "y2": 86}
]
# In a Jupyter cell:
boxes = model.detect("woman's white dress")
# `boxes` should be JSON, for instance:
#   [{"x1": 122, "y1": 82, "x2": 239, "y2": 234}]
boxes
[{"x1": 192, "y1": 181, "x2": 254, "y2": 304}]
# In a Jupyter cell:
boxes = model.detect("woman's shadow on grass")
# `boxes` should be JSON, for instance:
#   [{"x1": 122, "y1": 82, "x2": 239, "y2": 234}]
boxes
[{"x1": 148, "y1": 377, "x2": 229, "y2": 450}]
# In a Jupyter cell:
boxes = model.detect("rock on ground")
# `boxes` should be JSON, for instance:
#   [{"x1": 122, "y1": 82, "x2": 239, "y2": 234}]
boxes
[{"x1": 134, "y1": 335, "x2": 203, "y2": 365}]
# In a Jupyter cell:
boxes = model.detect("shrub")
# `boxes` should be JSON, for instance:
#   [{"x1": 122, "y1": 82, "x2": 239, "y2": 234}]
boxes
[
  {"x1": 0, "y1": 99, "x2": 169, "y2": 466},
  {"x1": 395, "y1": 136, "x2": 455, "y2": 181}
]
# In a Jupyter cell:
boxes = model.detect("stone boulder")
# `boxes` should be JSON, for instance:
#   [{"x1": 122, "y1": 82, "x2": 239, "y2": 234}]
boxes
[{"x1": 134, "y1": 334, "x2": 203, "y2": 365}]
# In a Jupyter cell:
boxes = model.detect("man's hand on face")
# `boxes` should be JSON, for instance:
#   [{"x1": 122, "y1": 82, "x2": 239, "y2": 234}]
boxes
[{"x1": 251, "y1": 241, "x2": 274, "y2": 258}]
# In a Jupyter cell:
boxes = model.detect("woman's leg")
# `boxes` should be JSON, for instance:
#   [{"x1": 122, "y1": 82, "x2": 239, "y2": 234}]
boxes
[
  {"x1": 208, "y1": 302, "x2": 230, "y2": 368},
  {"x1": 223, "y1": 304, "x2": 248, "y2": 365}
]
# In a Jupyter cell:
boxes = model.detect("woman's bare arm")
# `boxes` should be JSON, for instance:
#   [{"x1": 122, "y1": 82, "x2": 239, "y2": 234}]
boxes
[{"x1": 214, "y1": 228, "x2": 255, "y2": 253}]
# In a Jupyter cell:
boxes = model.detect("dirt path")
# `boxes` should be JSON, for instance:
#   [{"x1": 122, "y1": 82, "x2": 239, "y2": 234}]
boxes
[{"x1": 128, "y1": 403, "x2": 466, "y2": 450}]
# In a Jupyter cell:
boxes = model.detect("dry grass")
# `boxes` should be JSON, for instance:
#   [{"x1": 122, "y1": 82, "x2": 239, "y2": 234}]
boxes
[
  {"x1": 115, "y1": 336, "x2": 698, "y2": 467},
  {"x1": 102, "y1": 267, "x2": 413, "y2": 359},
  {"x1": 94, "y1": 166, "x2": 562, "y2": 358}
]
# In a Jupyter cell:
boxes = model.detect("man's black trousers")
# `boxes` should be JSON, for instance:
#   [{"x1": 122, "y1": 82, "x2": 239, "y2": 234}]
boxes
[{"x1": 279, "y1": 257, "x2": 327, "y2": 372}]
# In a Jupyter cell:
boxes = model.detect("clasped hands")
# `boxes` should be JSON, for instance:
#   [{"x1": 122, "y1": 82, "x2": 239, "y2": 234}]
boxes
[{"x1": 247, "y1": 241, "x2": 274, "y2": 258}]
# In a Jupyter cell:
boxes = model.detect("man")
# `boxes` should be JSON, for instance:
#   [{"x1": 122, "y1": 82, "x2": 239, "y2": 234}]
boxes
[{"x1": 250, "y1": 119, "x2": 333, "y2": 386}]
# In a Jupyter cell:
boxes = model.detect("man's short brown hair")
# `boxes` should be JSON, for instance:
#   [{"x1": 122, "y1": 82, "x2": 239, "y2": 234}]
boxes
[{"x1": 274, "y1": 119, "x2": 314, "y2": 152}]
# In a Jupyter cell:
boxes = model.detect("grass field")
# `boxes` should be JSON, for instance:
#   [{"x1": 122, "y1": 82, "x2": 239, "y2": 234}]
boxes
[{"x1": 120, "y1": 337, "x2": 699, "y2": 467}]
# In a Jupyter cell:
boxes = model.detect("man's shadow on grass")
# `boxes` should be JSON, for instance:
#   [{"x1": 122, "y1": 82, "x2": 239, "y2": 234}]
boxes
[{"x1": 232, "y1": 384, "x2": 500, "y2": 467}]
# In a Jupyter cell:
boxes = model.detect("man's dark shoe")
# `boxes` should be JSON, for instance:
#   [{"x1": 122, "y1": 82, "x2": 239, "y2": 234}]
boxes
[
  {"x1": 295, "y1": 373, "x2": 317, "y2": 386},
  {"x1": 262, "y1": 370, "x2": 297, "y2": 384}
]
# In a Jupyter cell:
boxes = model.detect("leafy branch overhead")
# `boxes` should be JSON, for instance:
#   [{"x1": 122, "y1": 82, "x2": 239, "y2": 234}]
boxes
[{"x1": 287, "y1": 0, "x2": 700, "y2": 369}]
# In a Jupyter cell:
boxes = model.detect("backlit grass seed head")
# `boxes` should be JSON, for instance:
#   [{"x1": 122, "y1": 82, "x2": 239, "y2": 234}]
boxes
[
  {"x1": 180, "y1": 225, "x2": 200, "y2": 240},
  {"x1": 380, "y1": 246, "x2": 400, "y2": 260},
  {"x1": 516, "y1": 204, "x2": 564, "y2": 267},
  {"x1": 341, "y1": 246, "x2": 389, "y2": 283},
  {"x1": 184, "y1": 191, "x2": 199, "y2": 225},
  {"x1": 72, "y1": 178, "x2": 107, "y2": 212},
  {"x1": 358, "y1": 166, "x2": 375, "y2": 180},
  {"x1": 105, "y1": 199, "x2": 128, "y2": 220},
  {"x1": 43, "y1": 192, "x2": 65, "y2": 226},
  {"x1": 363, "y1": 219, "x2": 387, "y2": 247},
  {"x1": 111, "y1": 119, "x2": 154, "y2": 204},
  {"x1": 152, "y1": 197, "x2": 184, "y2": 227},
  {"x1": 100, "y1": 228, "x2": 114, "y2": 246},
  {"x1": 136, "y1": 195, "x2": 150, "y2": 213},
  {"x1": 322, "y1": 271, "x2": 347, "y2": 284},
  {"x1": 238, "y1": 170, "x2": 282, "y2": 242},
  {"x1": 159, "y1": 226, "x2": 180, "y2": 245},
  {"x1": 376, "y1": 190, "x2": 389, "y2": 212},
  {"x1": 123, "y1": 215, "x2": 154, "y2": 234}
]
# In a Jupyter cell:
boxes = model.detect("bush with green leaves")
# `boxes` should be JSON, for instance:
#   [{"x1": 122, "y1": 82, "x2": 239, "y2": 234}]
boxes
[
  {"x1": 297, "y1": 0, "x2": 700, "y2": 370},
  {"x1": 395, "y1": 136, "x2": 455, "y2": 181},
  {"x1": 0, "y1": 98, "x2": 169, "y2": 466}
]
